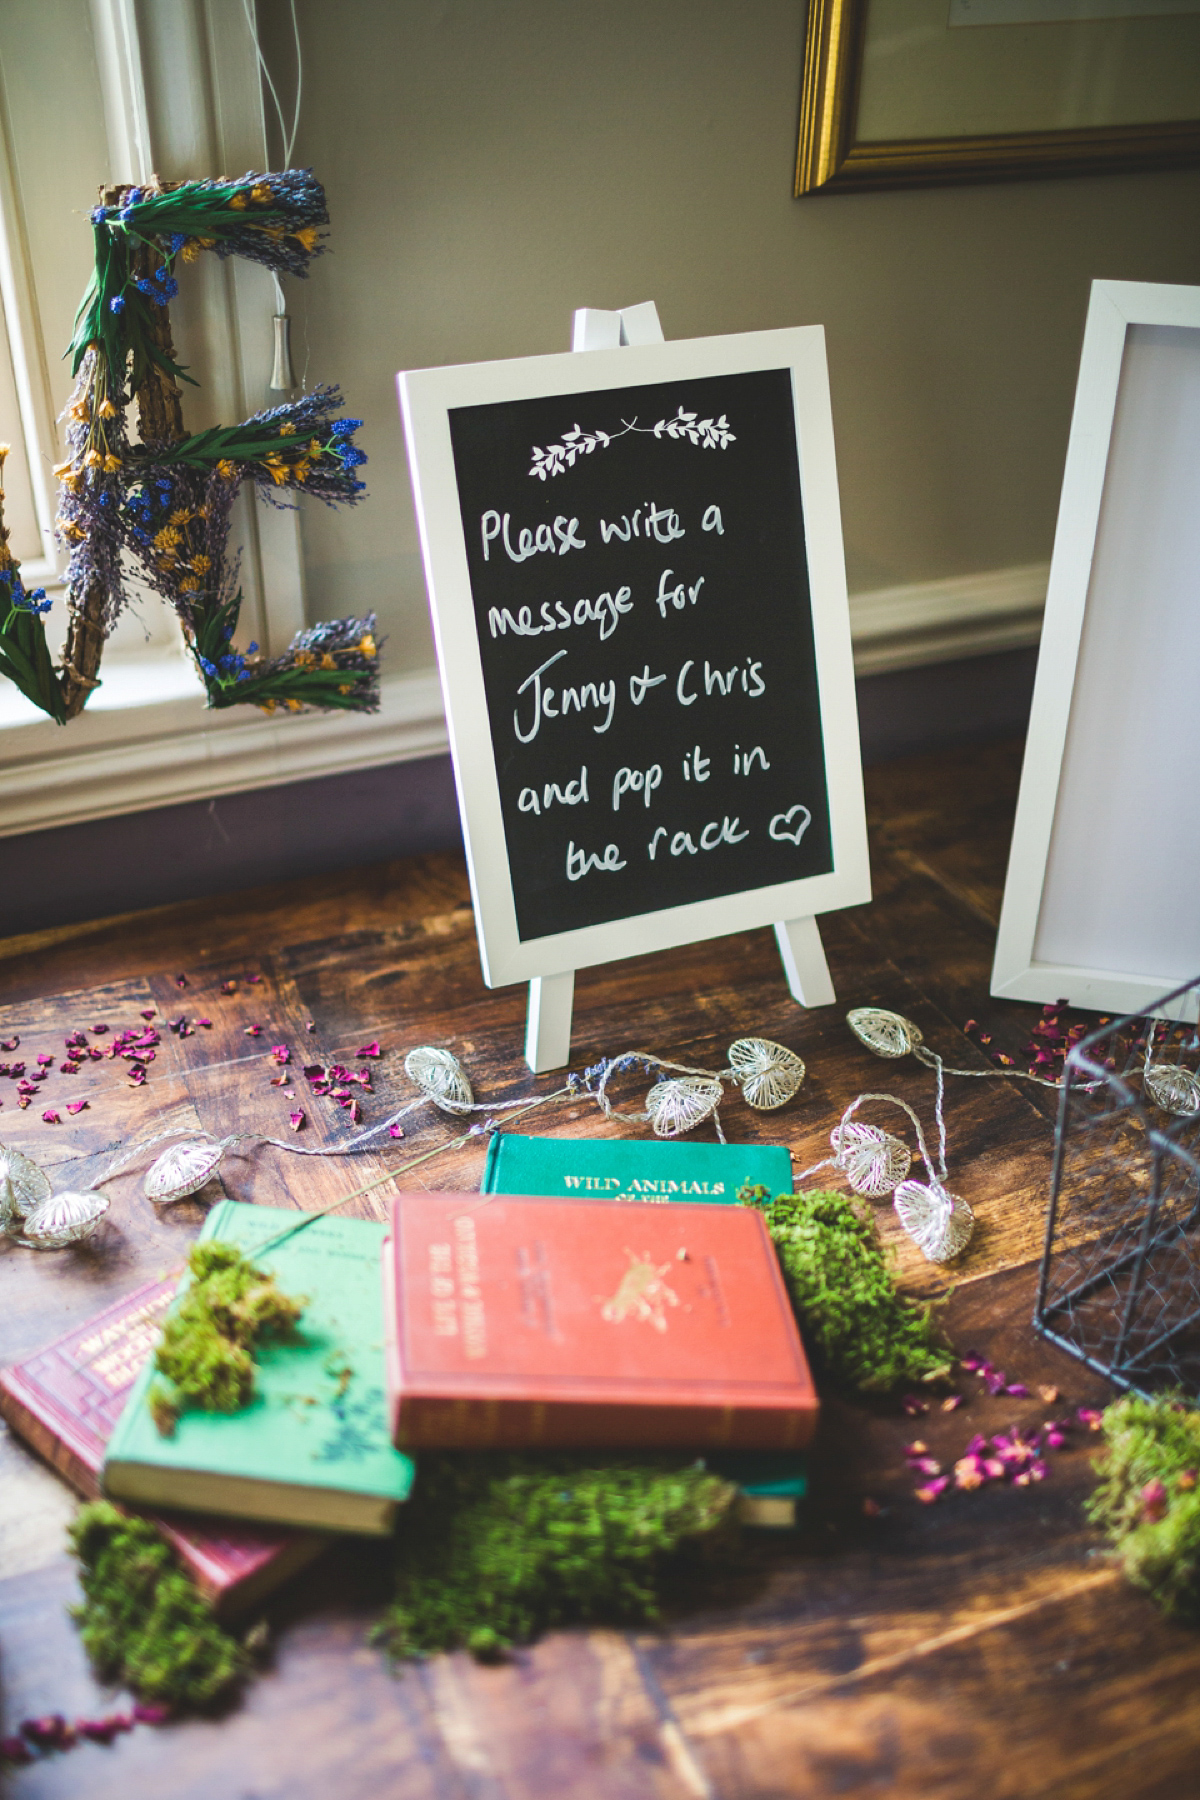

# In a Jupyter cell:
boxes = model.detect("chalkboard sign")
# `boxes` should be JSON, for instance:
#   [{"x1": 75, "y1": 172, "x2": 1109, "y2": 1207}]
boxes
[{"x1": 400, "y1": 325, "x2": 868, "y2": 994}]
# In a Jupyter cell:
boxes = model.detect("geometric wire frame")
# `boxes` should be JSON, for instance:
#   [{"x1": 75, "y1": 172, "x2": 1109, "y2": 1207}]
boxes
[{"x1": 1034, "y1": 974, "x2": 1200, "y2": 1397}]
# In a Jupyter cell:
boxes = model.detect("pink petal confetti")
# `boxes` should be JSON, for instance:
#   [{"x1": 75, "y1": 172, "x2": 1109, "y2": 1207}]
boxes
[
  {"x1": 303, "y1": 1064, "x2": 326, "y2": 1081},
  {"x1": 129, "y1": 1069, "x2": 146, "y2": 1086},
  {"x1": 1044, "y1": 1430, "x2": 1066, "y2": 1450},
  {"x1": 904, "y1": 1439, "x2": 928, "y2": 1456},
  {"x1": 90, "y1": 1023, "x2": 108, "y2": 1034},
  {"x1": 244, "y1": 1024, "x2": 262, "y2": 1038},
  {"x1": 58, "y1": 1063, "x2": 79, "y2": 1075},
  {"x1": 17, "y1": 1097, "x2": 29, "y2": 1109},
  {"x1": 1140, "y1": 1478, "x2": 1169, "y2": 1522},
  {"x1": 196, "y1": 1018, "x2": 212, "y2": 1028},
  {"x1": 175, "y1": 974, "x2": 188, "y2": 987},
  {"x1": 941, "y1": 1394, "x2": 964, "y2": 1411},
  {"x1": 41, "y1": 1109, "x2": 60, "y2": 1124},
  {"x1": 270, "y1": 1044, "x2": 290, "y2": 1064},
  {"x1": 89, "y1": 1046, "x2": 102, "y2": 1060},
  {"x1": 221, "y1": 980, "x2": 238, "y2": 994},
  {"x1": 910, "y1": 1456, "x2": 942, "y2": 1477},
  {"x1": 954, "y1": 1456, "x2": 985, "y2": 1490},
  {"x1": 66, "y1": 1100, "x2": 89, "y2": 1115},
  {"x1": 132, "y1": 1704, "x2": 170, "y2": 1726},
  {"x1": 289, "y1": 1110, "x2": 306, "y2": 1132},
  {"x1": 0, "y1": 1035, "x2": 18, "y2": 1051},
  {"x1": 356, "y1": 1041, "x2": 382, "y2": 1059},
  {"x1": 8, "y1": 1061, "x2": 25, "y2": 1076},
  {"x1": 982, "y1": 1457, "x2": 1006, "y2": 1480},
  {"x1": 902, "y1": 1395, "x2": 929, "y2": 1416},
  {"x1": 36, "y1": 1053, "x2": 53, "y2": 1066},
  {"x1": 388, "y1": 1122, "x2": 405, "y2": 1139},
  {"x1": 914, "y1": 1476, "x2": 950, "y2": 1504},
  {"x1": 140, "y1": 1009, "x2": 156, "y2": 1020},
  {"x1": 246, "y1": 973, "x2": 262, "y2": 984},
  {"x1": 1004, "y1": 1383, "x2": 1030, "y2": 1397},
  {"x1": 1078, "y1": 1408, "x2": 1104, "y2": 1431}
]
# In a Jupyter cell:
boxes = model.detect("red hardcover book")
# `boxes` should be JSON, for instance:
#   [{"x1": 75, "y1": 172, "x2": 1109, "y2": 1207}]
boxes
[
  {"x1": 384, "y1": 1193, "x2": 818, "y2": 1451},
  {"x1": 0, "y1": 1278, "x2": 323, "y2": 1617}
]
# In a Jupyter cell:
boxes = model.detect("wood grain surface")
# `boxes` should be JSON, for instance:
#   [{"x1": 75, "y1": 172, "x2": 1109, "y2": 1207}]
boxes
[{"x1": 2, "y1": 737, "x2": 1194, "y2": 1798}]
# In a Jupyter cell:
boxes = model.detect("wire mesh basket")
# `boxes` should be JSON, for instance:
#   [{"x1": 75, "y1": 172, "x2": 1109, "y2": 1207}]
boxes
[{"x1": 1034, "y1": 975, "x2": 1200, "y2": 1396}]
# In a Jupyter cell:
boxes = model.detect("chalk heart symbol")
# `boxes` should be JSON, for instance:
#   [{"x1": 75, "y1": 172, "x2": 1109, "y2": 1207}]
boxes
[{"x1": 769, "y1": 805, "x2": 811, "y2": 846}]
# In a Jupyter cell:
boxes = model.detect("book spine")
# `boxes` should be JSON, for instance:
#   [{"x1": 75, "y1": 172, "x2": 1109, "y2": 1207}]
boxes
[
  {"x1": 394, "y1": 1395, "x2": 816, "y2": 1452},
  {"x1": 0, "y1": 1373, "x2": 102, "y2": 1499},
  {"x1": 480, "y1": 1133, "x2": 502, "y2": 1194}
]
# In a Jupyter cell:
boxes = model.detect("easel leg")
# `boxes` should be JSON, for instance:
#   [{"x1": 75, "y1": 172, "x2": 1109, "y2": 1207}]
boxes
[
  {"x1": 525, "y1": 970, "x2": 576, "y2": 1073},
  {"x1": 774, "y1": 917, "x2": 836, "y2": 1007}
]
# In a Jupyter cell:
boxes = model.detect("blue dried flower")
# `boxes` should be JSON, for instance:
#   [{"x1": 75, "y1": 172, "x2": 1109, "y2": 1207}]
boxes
[
  {"x1": 338, "y1": 446, "x2": 367, "y2": 468},
  {"x1": 109, "y1": 295, "x2": 126, "y2": 313},
  {"x1": 331, "y1": 418, "x2": 362, "y2": 437}
]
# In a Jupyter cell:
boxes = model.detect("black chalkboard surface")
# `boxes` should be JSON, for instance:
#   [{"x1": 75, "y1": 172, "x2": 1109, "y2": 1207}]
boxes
[{"x1": 447, "y1": 367, "x2": 833, "y2": 943}]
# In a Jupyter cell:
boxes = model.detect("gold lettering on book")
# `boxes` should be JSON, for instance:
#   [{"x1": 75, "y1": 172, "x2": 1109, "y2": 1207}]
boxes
[
  {"x1": 600, "y1": 1250, "x2": 680, "y2": 1334},
  {"x1": 428, "y1": 1241, "x2": 458, "y2": 1336},
  {"x1": 454, "y1": 1215, "x2": 487, "y2": 1359}
]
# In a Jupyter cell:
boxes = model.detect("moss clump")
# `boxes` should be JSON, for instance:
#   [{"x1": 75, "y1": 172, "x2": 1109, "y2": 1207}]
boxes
[
  {"x1": 150, "y1": 1239, "x2": 306, "y2": 1435},
  {"x1": 741, "y1": 1187, "x2": 951, "y2": 1393},
  {"x1": 1085, "y1": 1392, "x2": 1200, "y2": 1618},
  {"x1": 375, "y1": 1453, "x2": 738, "y2": 1661},
  {"x1": 69, "y1": 1502, "x2": 247, "y2": 1707}
]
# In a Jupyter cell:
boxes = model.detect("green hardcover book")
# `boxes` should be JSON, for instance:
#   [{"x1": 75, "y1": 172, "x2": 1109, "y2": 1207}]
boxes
[
  {"x1": 708, "y1": 1451, "x2": 809, "y2": 1530},
  {"x1": 481, "y1": 1133, "x2": 793, "y2": 1206},
  {"x1": 103, "y1": 1201, "x2": 414, "y2": 1536}
]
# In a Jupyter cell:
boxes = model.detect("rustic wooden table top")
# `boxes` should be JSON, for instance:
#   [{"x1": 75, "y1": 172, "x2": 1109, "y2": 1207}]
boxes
[{"x1": 1, "y1": 737, "x2": 1196, "y2": 1799}]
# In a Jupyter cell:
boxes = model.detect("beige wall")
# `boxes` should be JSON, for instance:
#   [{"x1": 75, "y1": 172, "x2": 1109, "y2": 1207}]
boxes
[{"x1": 262, "y1": 1, "x2": 1200, "y2": 671}]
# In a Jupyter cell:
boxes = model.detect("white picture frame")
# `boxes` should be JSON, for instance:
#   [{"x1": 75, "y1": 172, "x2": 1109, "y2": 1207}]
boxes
[
  {"x1": 399, "y1": 325, "x2": 870, "y2": 1000},
  {"x1": 992, "y1": 279, "x2": 1200, "y2": 1023}
]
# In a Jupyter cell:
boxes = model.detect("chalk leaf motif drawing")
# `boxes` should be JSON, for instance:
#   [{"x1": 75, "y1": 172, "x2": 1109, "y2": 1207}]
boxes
[
  {"x1": 599, "y1": 1250, "x2": 681, "y2": 1334},
  {"x1": 529, "y1": 407, "x2": 735, "y2": 480}
]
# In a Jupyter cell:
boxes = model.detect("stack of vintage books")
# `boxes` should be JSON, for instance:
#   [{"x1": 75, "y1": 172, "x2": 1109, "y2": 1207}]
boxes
[{"x1": 0, "y1": 1136, "x2": 817, "y2": 1617}]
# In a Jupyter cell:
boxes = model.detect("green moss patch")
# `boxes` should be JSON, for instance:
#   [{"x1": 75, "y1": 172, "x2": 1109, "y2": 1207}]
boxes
[
  {"x1": 1086, "y1": 1392, "x2": 1200, "y2": 1618},
  {"x1": 742, "y1": 1187, "x2": 951, "y2": 1393},
  {"x1": 149, "y1": 1239, "x2": 306, "y2": 1435},
  {"x1": 69, "y1": 1503, "x2": 247, "y2": 1707},
  {"x1": 376, "y1": 1453, "x2": 739, "y2": 1661}
]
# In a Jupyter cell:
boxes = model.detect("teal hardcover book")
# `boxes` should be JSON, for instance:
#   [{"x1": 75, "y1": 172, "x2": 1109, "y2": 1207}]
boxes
[
  {"x1": 481, "y1": 1133, "x2": 793, "y2": 1205},
  {"x1": 103, "y1": 1201, "x2": 414, "y2": 1536}
]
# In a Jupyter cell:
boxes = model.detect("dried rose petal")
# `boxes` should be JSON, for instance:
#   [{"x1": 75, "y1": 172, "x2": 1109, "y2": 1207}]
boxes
[
  {"x1": 1045, "y1": 1430, "x2": 1066, "y2": 1450},
  {"x1": 9, "y1": 1061, "x2": 25, "y2": 1076},
  {"x1": 0, "y1": 1733, "x2": 33, "y2": 1763},
  {"x1": 58, "y1": 1062, "x2": 79, "y2": 1075},
  {"x1": 175, "y1": 974, "x2": 188, "y2": 988},
  {"x1": 221, "y1": 980, "x2": 237, "y2": 994},
  {"x1": 1078, "y1": 1408, "x2": 1103, "y2": 1431},
  {"x1": 244, "y1": 1024, "x2": 262, "y2": 1038},
  {"x1": 311, "y1": 1082, "x2": 330, "y2": 1097},
  {"x1": 982, "y1": 1457, "x2": 1006, "y2": 1480},
  {"x1": 140, "y1": 1009, "x2": 156, "y2": 1020},
  {"x1": 388, "y1": 1122, "x2": 405, "y2": 1139},
  {"x1": 196, "y1": 1018, "x2": 212, "y2": 1028},
  {"x1": 1004, "y1": 1383, "x2": 1030, "y2": 1398},
  {"x1": 942, "y1": 1394, "x2": 963, "y2": 1411},
  {"x1": 91, "y1": 1023, "x2": 108, "y2": 1034},
  {"x1": 303, "y1": 1064, "x2": 325, "y2": 1080},
  {"x1": 902, "y1": 1395, "x2": 928, "y2": 1417},
  {"x1": 270, "y1": 1075, "x2": 288, "y2": 1087},
  {"x1": 271, "y1": 1044, "x2": 290, "y2": 1064},
  {"x1": 289, "y1": 1110, "x2": 306, "y2": 1131},
  {"x1": 41, "y1": 1109, "x2": 60, "y2": 1124},
  {"x1": 17, "y1": 1097, "x2": 28, "y2": 1109},
  {"x1": 904, "y1": 1440, "x2": 928, "y2": 1456},
  {"x1": 862, "y1": 1496, "x2": 883, "y2": 1517},
  {"x1": 36, "y1": 1053, "x2": 53, "y2": 1066},
  {"x1": 914, "y1": 1476, "x2": 950, "y2": 1504},
  {"x1": 77, "y1": 1716, "x2": 123, "y2": 1744},
  {"x1": 1038, "y1": 1385, "x2": 1060, "y2": 1404},
  {"x1": 131, "y1": 1703, "x2": 170, "y2": 1725},
  {"x1": 129, "y1": 1069, "x2": 146, "y2": 1086},
  {"x1": 910, "y1": 1456, "x2": 942, "y2": 1477},
  {"x1": 21, "y1": 1714, "x2": 73, "y2": 1749},
  {"x1": 954, "y1": 1456, "x2": 984, "y2": 1490},
  {"x1": 305, "y1": 1020, "x2": 316, "y2": 1032},
  {"x1": 1140, "y1": 1478, "x2": 1169, "y2": 1522},
  {"x1": 1178, "y1": 1469, "x2": 1197, "y2": 1491},
  {"x1": 356, "y1": 1041, "x2": 382, "y2": 1059},
  {"x1": 246, "y1": 974, "x2": 262, "y2": 984},
  {"x1": 984, "y1": 1370, "x2": 1008, "y2": 1396}
]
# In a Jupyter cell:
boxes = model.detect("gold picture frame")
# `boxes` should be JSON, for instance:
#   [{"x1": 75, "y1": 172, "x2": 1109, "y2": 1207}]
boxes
[{"x1": 796, "y1": 0, "x2": 1200, "y2": 195}]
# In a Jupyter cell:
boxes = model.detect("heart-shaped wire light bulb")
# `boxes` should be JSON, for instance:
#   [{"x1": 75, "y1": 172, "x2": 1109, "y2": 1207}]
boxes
[
  {"x1": 847, "y1": 1008, "x2": 923, "y2": 1059},
  {"x1": 404, "y1": 1046, "x2": 475, "y2": 1116},
  {"x1": 0, "y1": 1143, "x2": 52, "y2": 1234},
  {"x1": 19, "y1": 1188, "x2": 110, "y2": 1250},
  {"x1": 830, "y1": 1120, "x2": 911, "y2": 1199},
  {"x1": 1143, "y1": 1062, "x2": 1200, "y2": 1118},
  {"x1": 727, "y1": 1038, "x2": 805, "y2": 1111},
  {"x1": 645, "y1": 1076, "x2": 724, "y2": 1139},
  {"x1": 144, "y1": 1138, "x2": 231, "y2": 1207},
  {"x1": 892, "y1": 1178, "x2": 973, "y2": 1263}
]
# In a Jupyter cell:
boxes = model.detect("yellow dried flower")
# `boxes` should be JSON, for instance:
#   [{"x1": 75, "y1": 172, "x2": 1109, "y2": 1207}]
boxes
[
  {"x1": 251, "y1": 183, "x2": 272, "y2": 203},
  {"x1": 216, "y1": 460, "x2": 238, "y2": 481},
  {"x1": 279, "y1": 422, "x2": 297, "y2": 435},
  {"x1": 191, "y1": 553, "x2": 212, "y2": 573},
  {"x1": 97, "y1": 398, "x2": 117, "y2": 420},
  {"x1": 179, "y1": 577, "x2": 199, "y2": 593},
  {"x1": 83, "y1": 449, "x2": 102, "y2": 469},
  {"x1": 229, "y1": 191, "x2": 248, "y2": 210},
  {"x1": 337, "y1": 683, "x2": 353, "y2": 695},
  {"x1": 285, "y1": 698, "x2": 303, "y2": 712},
  {"x1": 308, "y1": 439, "x2": 321, "y2": 457},
  {"x1": 259, "y1": 699, "x2": 278, "y2": 715},
  {"x1": 169, "y1": 507, "x2": 192, "y2": 525},
  {"x1": 293, "y1": 226, "x2": 318, "y2": 252},
  {"x1": 357, "y1": 633, "x2": 377, "y2": 658},
  {"x1": 153, "y1": 526, "x2": 181, "y2": 551},
  {"x1": 182, "y1": 241, "x2": 201, "y2": 263},
  {"x1": 320, "y1": 653, "x2": 336, "y2": 670},
  {"x1": 103, "y1": 454, "x2": 122, "y2": 474},
  {"x1": 198, "y1": 237, "x2": 215, "y2": 249}
]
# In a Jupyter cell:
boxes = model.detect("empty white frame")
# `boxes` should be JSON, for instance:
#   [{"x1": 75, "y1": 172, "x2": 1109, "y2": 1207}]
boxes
[{"x1": 993, "y1": 279, "x2": 1200, "y2": 1023}]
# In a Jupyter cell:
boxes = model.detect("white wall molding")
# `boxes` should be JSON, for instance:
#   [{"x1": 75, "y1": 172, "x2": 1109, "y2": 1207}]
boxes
[
  {"x1": 849, "y1": 560, "x2": 1048, "y2": 675},
  {"x1": 0, "y1": 669, "x2": 447, "y2": 838},
  {"x1": 0, "y1": 559, "x2": 1049, "y2": 838}
]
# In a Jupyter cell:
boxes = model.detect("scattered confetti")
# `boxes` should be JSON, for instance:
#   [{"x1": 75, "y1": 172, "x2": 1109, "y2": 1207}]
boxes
[{"x1": 356, "y1": 1041, "x2": 382, "y2": 1059}]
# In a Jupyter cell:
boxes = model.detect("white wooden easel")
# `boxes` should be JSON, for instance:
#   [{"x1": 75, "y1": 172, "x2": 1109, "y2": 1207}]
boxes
[{"x1": 523, "y1": 301, "x2": 836, "y2": 1072}]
